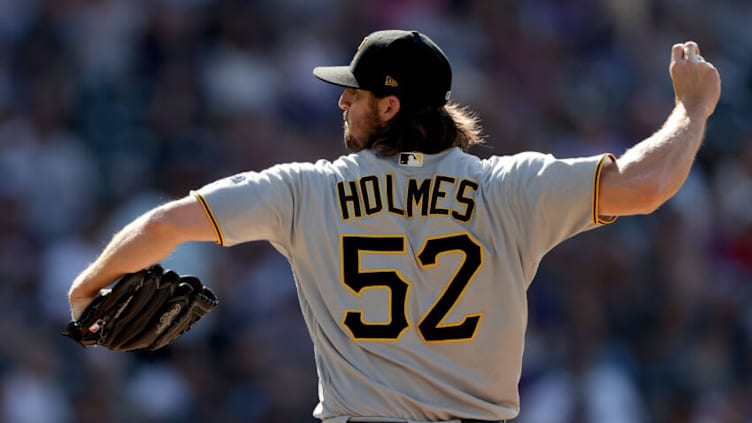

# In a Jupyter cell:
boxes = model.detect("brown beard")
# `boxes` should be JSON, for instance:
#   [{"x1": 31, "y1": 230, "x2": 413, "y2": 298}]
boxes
[
  {"x1": 343, "y1": 98, "x2": 385, "y2": 152},
  {"x1": 343, "y1": 124, "x2": 362, "y2": 151}
]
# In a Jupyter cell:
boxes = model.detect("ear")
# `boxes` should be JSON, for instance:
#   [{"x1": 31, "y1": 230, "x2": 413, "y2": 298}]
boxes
[{"x1": 377, "y1": 95, "x2": 401, "y2": 122}]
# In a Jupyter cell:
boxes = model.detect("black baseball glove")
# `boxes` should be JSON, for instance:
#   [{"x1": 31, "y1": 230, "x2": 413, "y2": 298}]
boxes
[{"x1": 63, "y1": 264, "x2": 219, "y2": 352}]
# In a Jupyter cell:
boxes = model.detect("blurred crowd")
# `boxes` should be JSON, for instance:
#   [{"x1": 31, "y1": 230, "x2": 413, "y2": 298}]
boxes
[{"x1": 0, "y1": 0, "x2": 751, "y2": 422}]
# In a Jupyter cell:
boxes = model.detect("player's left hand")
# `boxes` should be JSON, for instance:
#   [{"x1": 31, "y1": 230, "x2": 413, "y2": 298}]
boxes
[
  {"x1": 64, "y1": 265, "x2": 219, "y2": 352},
  {"x1": 69, "y1": 296, "x2": 94, "y2": 321},
  {"x1": 669, "y1": 41, "x2": 721, "y2": 120}
]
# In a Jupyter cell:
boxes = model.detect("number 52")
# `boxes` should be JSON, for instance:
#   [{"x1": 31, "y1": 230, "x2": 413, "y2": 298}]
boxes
[{"x1": 341, "y1": 233, "x2": 483, "y2": 343}]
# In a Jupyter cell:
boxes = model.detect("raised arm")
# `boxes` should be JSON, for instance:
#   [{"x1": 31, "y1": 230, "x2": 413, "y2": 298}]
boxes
[
  {"x1": 598, "y1": 41, "x2": 721, "y2": 216},
  {"x1": 68, "y1": 195, "x2": 217, "y2": 318}
]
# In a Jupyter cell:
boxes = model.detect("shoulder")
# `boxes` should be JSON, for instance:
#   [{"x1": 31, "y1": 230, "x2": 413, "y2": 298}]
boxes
[
  {"x1": 480, "y1": 151, "x2": 553, "y2": 178},
  {"x1": 484, "y1": 151, "x2": 551, "y2": 167},
  {"x1": 257, "y1": 151, "x2": 377, "y2": 182},
  {"x1": 483, "y1": 151, "x2": 610, "y2": 181},
  {"x1": 263, "y1": 157, "x2": 344, "y2": 178}
]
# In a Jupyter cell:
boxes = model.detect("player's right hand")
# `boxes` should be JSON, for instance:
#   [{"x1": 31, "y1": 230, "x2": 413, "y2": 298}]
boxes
[{"x1": 669, "y1": 41, "x2": 721, "y2": 120}]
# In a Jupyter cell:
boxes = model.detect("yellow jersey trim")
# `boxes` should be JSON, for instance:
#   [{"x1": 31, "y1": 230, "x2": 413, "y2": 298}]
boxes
[
  {"x1": 191, "y1": 191, "x2": 225, "y2": 245},
  {"x1": 592, "y1": 153, "x2": 618, "y2": 225}
]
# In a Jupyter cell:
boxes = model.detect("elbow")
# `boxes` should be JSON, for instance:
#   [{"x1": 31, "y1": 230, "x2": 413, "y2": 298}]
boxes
[
  {"x1": 634, "y1": 193, "x2": 665, "y2": 215},
  {"x1": 142, "y1": 206, "x2": 183, "y2": 241},
  {"x1": 628, "y1": 178, "x2": 675, "y2": 214},
  {"x1": 142, "y1": 197, "x2": 214, "y2": 244},
  {"x1": 600, "y1": 178, "x2": 676, "y2": 217},
  {"x1": 600, "y1": 157, "x2": 689, "y2": 217}
]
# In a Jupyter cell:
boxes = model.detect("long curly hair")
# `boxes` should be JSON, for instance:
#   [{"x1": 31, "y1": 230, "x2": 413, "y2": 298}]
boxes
[{"x1": 367, "y1": 101, "x2": 485, "y2": 156}]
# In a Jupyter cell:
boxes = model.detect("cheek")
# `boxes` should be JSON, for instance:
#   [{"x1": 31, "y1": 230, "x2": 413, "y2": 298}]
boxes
[
  {"x1": 348, "y1": 109, "x2": 366, "y2": 132},
  {"x1": 347, "y1": 101, "x2": 380, "y2": 138}
]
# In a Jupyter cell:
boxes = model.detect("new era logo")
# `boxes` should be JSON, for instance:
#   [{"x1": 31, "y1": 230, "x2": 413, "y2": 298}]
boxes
[{"x1": 385, "y1": 75, "x2": 398, "y2": 87}]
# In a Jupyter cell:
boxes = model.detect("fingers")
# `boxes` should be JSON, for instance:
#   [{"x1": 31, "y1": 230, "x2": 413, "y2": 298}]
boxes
[
  {"x1": 684, "y1": 41, "x2": 700, "y2": 58},
  {"x1": 669, "y1": 40, "x2": 722, "y2": 119},
  {"x1": 685, "y1": 42, "x2": 705, "y2": 63},
  {"x1": 671, "y1": 43, "x2": 685, "y2": 62},
  {"x1": 672, "y1": 41, "x2": 704, "y2": 63}
]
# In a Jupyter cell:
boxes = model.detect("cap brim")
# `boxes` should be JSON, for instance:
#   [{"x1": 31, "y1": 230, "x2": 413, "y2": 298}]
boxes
[{"x1": 313, "y1": 66, "x2": 359, "y2": 88}]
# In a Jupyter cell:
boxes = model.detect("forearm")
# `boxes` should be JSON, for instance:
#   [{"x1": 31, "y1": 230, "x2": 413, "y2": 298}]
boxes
[
  {"x1": 69, "y1": 208, "x2": 184, "y2": 299},
  {"x1": 620, "y1": 104, "x2": 706, "y2": 201},
  {"x1": 67, "y1": 196, "x2": 217, "y2": 319},
  {"x1": 598, "y1": 41, "x2": 720, "y2": 217}
]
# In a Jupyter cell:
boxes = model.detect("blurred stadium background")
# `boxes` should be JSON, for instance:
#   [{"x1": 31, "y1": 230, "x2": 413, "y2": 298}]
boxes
[{"x1": 1, "y1": 0, "x2": 751, "y2": 422}]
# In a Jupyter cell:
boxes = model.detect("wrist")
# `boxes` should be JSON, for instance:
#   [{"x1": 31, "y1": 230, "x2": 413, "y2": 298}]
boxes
[
  {"x1": 68, "y1": 285, "x2": 97, "y2": 301},
  {"x1": 676, "y1": 100, "x2": 713, "y2": 122},
  {"x1": 69, "y1": 274, "x2": 102, "y2": 300}
]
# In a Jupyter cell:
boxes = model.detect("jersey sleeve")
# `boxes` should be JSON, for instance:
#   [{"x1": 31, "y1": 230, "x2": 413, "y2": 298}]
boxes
[
  {"x1": 489, "y1": 152, "x2": 616, "y2": 279},
  {"x1": 190, "y1": 163, "x2": 300, "y2": 247}
]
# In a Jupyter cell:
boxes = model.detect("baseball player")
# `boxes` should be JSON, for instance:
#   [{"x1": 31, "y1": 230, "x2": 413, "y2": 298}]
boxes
[{"x1": 68, "y1": 30, "x2": 720, "y2": 422}]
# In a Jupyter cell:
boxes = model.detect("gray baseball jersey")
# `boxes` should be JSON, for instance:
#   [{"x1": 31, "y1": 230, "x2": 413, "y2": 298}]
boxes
[{"x1": 192, "y1": 147, "x2": 615, "y2": 421}]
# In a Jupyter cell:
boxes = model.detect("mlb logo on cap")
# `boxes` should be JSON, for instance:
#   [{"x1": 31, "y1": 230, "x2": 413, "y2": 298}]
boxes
[{"x1": 399, "y1": 152, "x2": 423, "y2": 167}]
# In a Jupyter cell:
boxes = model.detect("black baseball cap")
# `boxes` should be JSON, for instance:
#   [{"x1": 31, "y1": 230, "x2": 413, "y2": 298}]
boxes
[{"x1": 313, "y1": 30, "x2": 452, "y2": 107}]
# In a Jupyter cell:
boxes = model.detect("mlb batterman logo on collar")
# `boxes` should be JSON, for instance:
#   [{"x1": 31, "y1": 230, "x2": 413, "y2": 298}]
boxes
[
  {"x1": 399, "y1": 152, "x2": 423, "y2": 167},
  {"x1": 313, "y1": 30, "x2": 452, "y2": 107}
]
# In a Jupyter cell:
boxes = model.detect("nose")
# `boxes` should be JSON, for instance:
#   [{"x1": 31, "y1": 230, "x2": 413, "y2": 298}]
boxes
[{"x1": 338, "y1": 89, "x2": 352, "y2": 110}]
